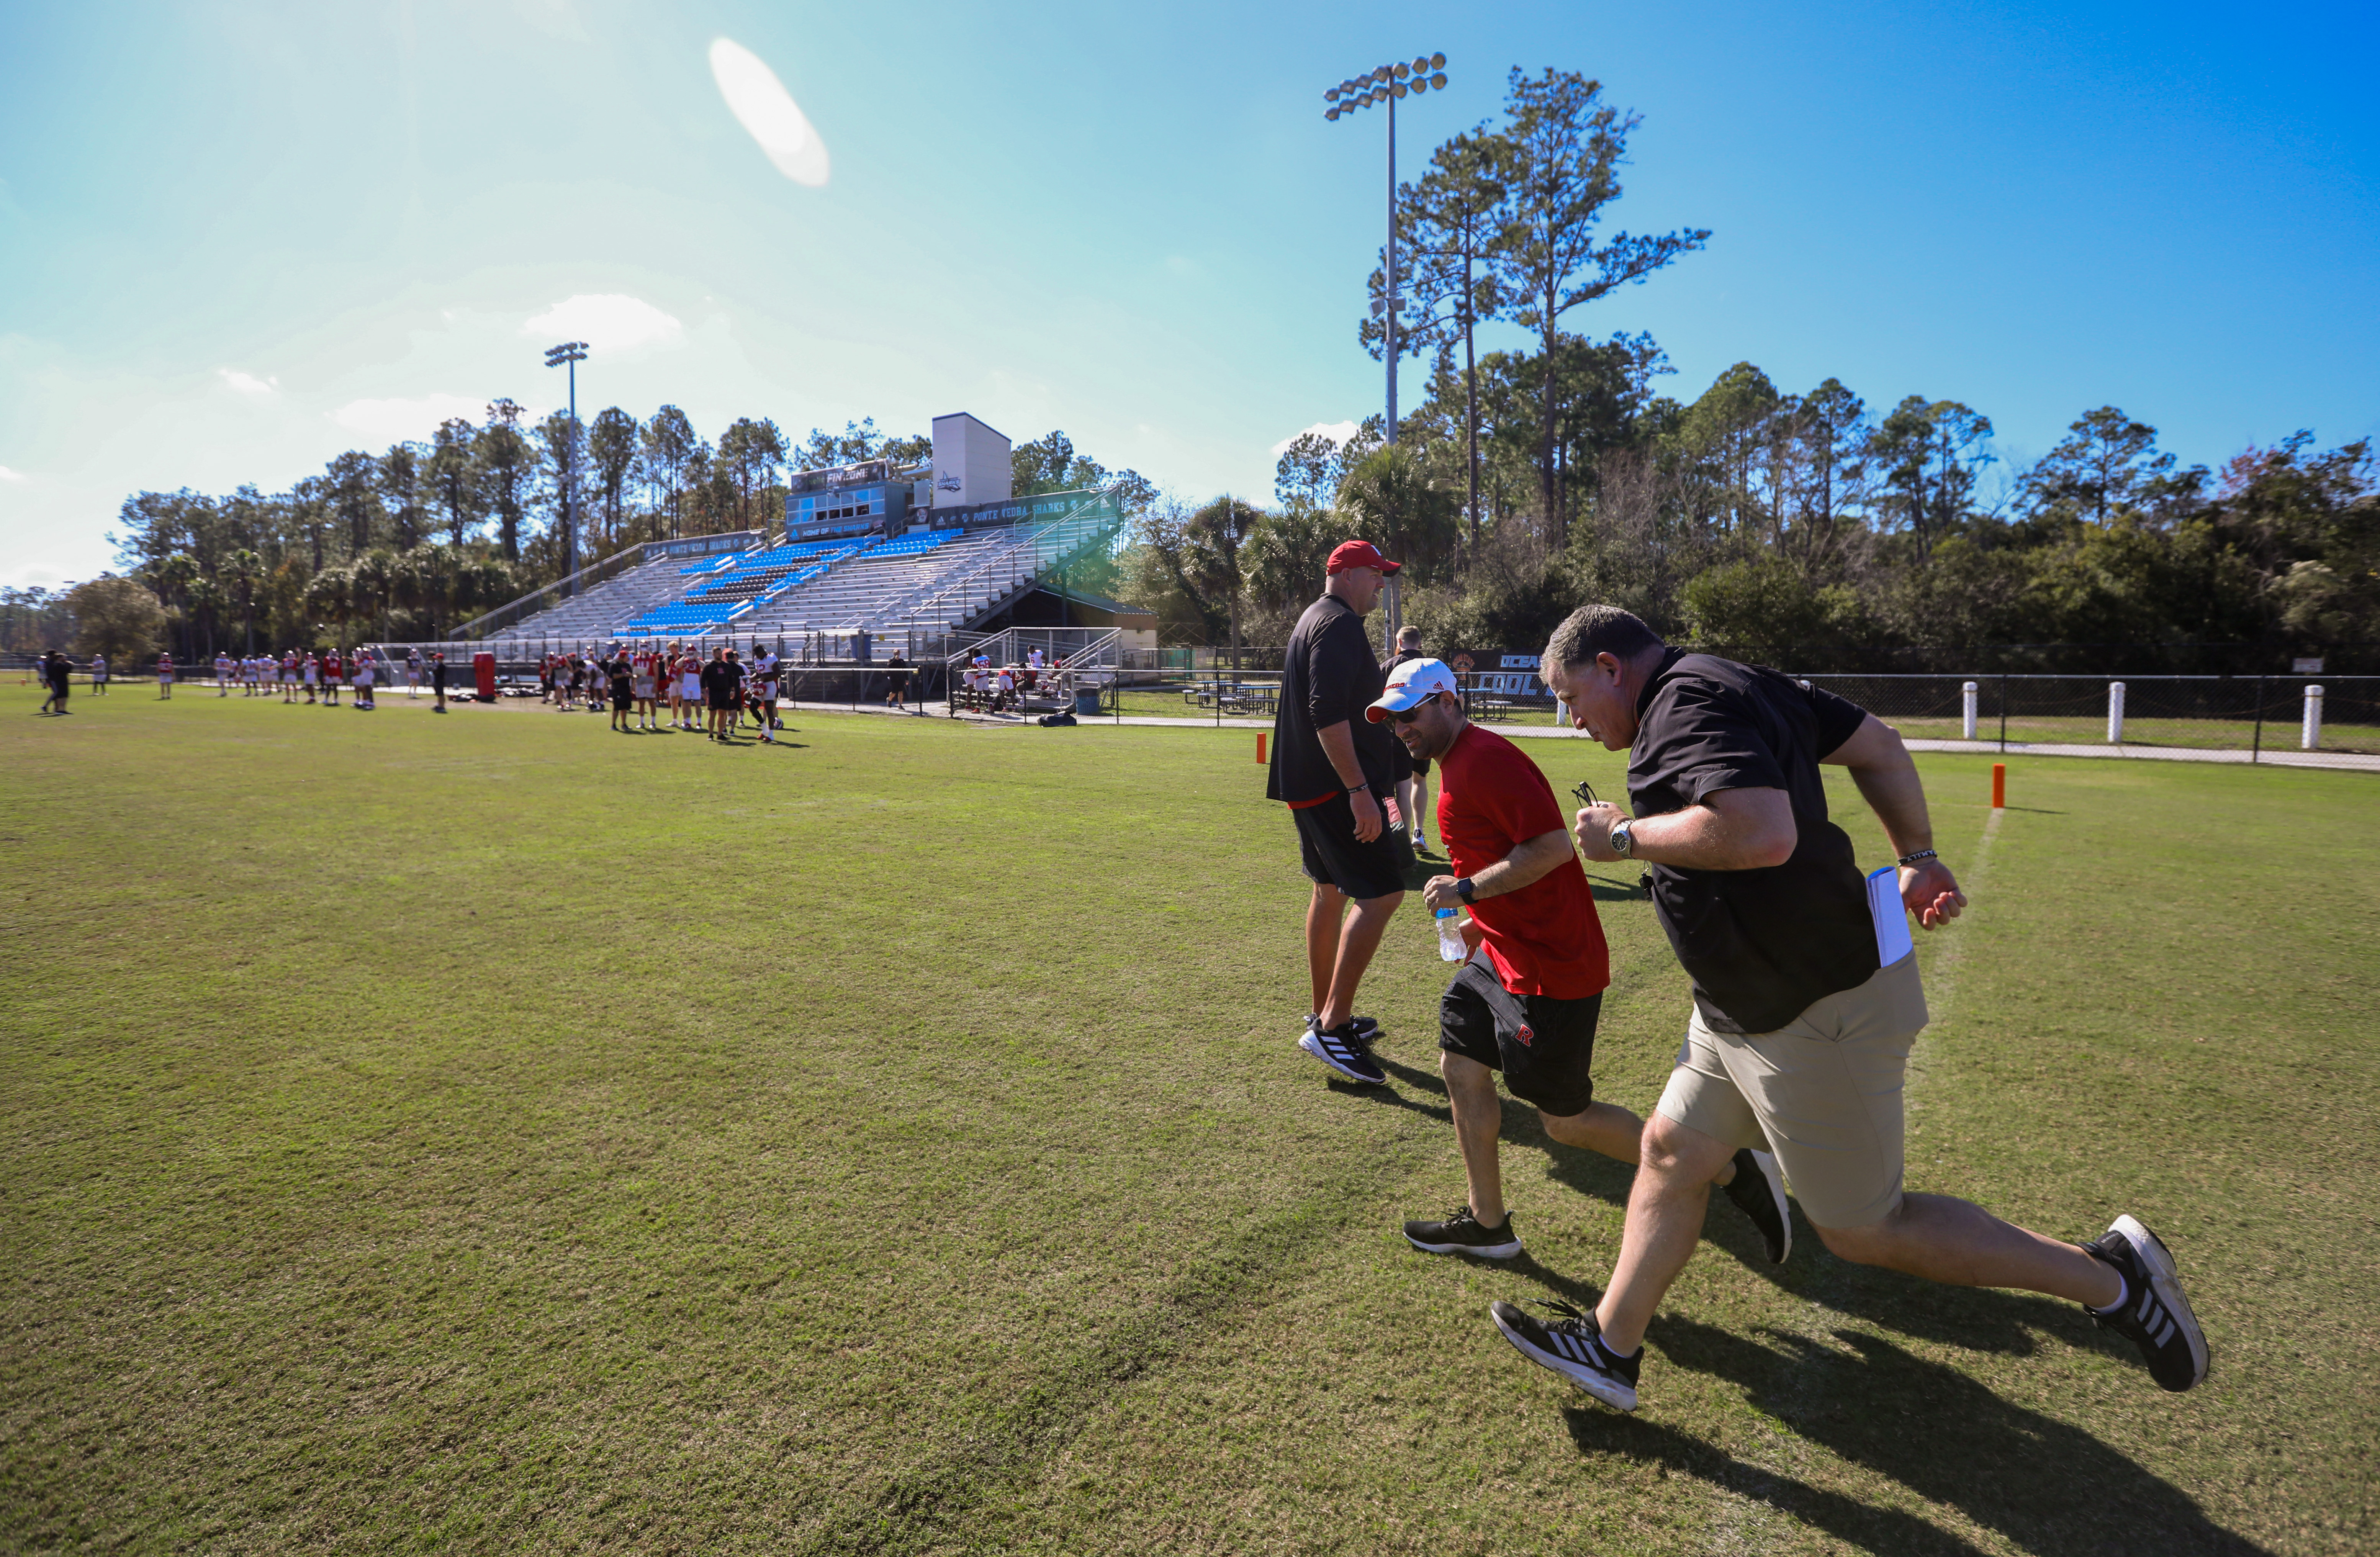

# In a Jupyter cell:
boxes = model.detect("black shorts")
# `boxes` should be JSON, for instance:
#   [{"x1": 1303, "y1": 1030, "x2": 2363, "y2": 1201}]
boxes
[
  {"x1": 1291, "y1": 790, "x2": 1410, "y2": 900},
  {"x1": 611, "y1": 688, "x2": 631, "y2": 711},
  {"x1": 707, "y1": 691, "x2": 732, "y2": 711},
  {"x1": 1439, "y1": 957, "x2": 1603, "y2": 1117}
]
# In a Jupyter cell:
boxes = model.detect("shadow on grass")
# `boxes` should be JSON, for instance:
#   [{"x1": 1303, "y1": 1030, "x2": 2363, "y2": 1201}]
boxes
[
  {"x1": 1336, "y1": 1063, "x2": 1450, "y2": 1123},
  {"x1": 1735, "y1": 1213, "x2": 2098, "y2": 1359},
  {"x1": 1562, "y1": 1315, "x2": 2268, "y2": 1555},
  {"x1": 1584, "y1": 870, "x2": 1652, "y2": 901}
]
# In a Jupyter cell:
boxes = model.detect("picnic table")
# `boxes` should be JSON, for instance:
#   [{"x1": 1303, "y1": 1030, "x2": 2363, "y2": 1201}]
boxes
[{"x1": 1183, "y1": 681, "x2": 1277, "y2": 716}]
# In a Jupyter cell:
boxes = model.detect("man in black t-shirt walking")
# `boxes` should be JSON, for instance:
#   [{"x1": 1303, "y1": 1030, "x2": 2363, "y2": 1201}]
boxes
[
  {"x1": 1267, "y1": 540, "x2": 1408, "y2": 1087},
  {"x1": 1483, "y1": 605, "x2": 2207, "y2": 1414}
]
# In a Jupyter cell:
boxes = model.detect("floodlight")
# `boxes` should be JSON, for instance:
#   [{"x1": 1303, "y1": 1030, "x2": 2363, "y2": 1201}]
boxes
[
  {"x1": 1394, "y1": 62, "x2": 1410, "y2": 78},
  {"x1": 1410, "y1": 78, "x2": 1427, "y2": 93},
  {"x1": 1326, "y1": 106, "x2": 1339, "y2": 120},
  {"x1": 1413, "y1": 56, "x2": 1428, "y2": 72},
  {"x1": 1431, "y1": 51, "x2": 1446, "y2": 68},
  {"x1": 1431, "y1": 72, "x2": 1447, "y2": 89},
  {"x1": 1393, "y1": 82, "x2": 1407, "y2": 98}
]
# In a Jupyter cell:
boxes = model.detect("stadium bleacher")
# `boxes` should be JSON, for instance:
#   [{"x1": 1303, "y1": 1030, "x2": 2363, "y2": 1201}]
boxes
[{"x1": 459, "y1": 489, "x2": 1122, "y2": 654}]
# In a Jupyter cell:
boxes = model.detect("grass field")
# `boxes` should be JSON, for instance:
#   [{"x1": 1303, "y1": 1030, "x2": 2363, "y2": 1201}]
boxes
[{"x1": 3, "y1": 688, "x2": 2375, "y2": 1554}]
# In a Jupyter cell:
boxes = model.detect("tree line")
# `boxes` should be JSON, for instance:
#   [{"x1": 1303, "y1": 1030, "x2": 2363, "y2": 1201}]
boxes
[
  {"x1": 9, "y1": 405, "x2": 1146, "y2": 659},
  {"x1": 1110, "y1": 68, "x2": 2378, "y2": 671}
]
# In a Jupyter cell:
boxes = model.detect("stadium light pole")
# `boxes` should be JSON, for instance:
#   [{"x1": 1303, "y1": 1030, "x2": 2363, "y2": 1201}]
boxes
[
  {"x1": 544, "y1": 340, "x2": 589, "y2": 593},
  {"x1": 1324, "y1": 52, "x2": 1447, "y2": 449}
]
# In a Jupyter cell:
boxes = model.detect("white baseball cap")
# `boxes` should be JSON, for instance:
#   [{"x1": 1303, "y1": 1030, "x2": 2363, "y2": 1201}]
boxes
[{"x1": 1365, "y1": 657, "x2": 1459, "y2": 721}]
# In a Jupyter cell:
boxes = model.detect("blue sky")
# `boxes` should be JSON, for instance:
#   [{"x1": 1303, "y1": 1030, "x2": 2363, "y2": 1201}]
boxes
[{"x1": 2, "y1": 0, "x2": 2373, "y2": 587}]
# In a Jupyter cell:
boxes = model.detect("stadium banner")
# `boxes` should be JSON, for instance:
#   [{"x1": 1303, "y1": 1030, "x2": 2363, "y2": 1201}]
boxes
[{"x1": 1448, "y1": 648, "x2": 1553, "y2": 701}]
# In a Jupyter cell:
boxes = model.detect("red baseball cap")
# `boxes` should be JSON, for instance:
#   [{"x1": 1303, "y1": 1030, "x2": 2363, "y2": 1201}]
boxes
[{"x1": 1326, "y1": 539, "x2": 1402, "y2": 575}]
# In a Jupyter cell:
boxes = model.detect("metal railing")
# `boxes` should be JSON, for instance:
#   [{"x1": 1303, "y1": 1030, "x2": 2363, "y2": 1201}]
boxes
[
  {"x1": 446, "y1": 542, "x2": 657, "y2": 641},
  {"x1": 863, "y1": 488, "x2": 1124, "y2": 632}
]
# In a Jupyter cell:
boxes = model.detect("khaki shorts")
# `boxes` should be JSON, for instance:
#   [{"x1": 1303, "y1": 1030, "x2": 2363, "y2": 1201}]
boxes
[{"x1": 1655, "y1": 953, "x2": 1928, "y2": 1230}]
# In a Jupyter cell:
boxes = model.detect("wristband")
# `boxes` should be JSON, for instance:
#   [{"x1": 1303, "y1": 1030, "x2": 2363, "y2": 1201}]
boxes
[
  {"x1": 1347, "y1": 783, "x2": 1368, "y2": 793},
  {"x1": 1896, "y1": 848, "x2": 1938, "y2": 867}
]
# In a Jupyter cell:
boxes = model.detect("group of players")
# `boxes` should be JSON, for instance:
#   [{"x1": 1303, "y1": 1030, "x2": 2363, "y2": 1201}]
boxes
[
  {"x1": 539, "y1": 642, "x2": 788, "y2": 743},
  {"x1": 1269, "y1": 539, "x2": 2207, "y2": 1416},
  {"x1": 195, "y1": 648, "x2": 412, "y2": 707}
]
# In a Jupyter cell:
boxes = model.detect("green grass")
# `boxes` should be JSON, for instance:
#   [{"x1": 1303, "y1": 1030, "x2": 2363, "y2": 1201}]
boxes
[{"x1": 3, "y1": 688, "x2": 2374, "y2": 1554}]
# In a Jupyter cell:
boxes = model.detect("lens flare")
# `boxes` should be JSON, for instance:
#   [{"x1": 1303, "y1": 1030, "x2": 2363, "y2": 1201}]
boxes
[{"x1": 709, "y1": 37, "x2": 828, "y2": 187}]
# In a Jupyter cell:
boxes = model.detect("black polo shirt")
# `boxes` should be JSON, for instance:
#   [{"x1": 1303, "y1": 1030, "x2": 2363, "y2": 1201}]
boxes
[
  {"x1": 1627, "y1": 651, "x2": 1875, "y2": 1034},
  {"x1": 1266, "y1": 594, "x2": 1396, "y2": 805}
]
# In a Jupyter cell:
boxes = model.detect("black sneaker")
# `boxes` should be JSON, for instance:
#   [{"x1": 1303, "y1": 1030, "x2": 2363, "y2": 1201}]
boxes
[
  {"x1": 1298, "y1": 1022, "x2": 1386, "y2": 1085},
  {"x1": 1489, "y1": 1298, "x2": 1640, "y2": 1411},
  {"x1": 2084, "y1": 1215, "x2": 2208, "y2": 1392},
  {"x1": 1300, "y1": 1012, "x2": 1380, "y2": 1041},
  {"x1": 1719, "y1": 1147, "x2": 1791, "y2": 1264},
  {"x1": 1405, "y1": 1206, "x2": 1523, "y2": 1259}
]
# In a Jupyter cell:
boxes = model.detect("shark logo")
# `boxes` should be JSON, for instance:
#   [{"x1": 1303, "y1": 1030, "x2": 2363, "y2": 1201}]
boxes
[{"x1": 936, "y1": 470, "x2": 963, "y2": 492}]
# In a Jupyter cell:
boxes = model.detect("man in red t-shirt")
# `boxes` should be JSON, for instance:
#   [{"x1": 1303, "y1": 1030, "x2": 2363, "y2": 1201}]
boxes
[{"x1": 1368, "y1": 658, "x2": 1788, "y2": 1265}]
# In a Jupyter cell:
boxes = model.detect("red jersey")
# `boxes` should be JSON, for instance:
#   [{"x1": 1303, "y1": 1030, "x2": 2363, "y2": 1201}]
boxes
[{"x1": 1435, "y1": 722, "x2": 1609, "y2": 1000}]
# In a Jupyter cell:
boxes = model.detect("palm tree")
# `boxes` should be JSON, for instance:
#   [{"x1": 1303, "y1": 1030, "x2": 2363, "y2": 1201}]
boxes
[
  {"x1": 154, "y1": 552, "x2": 200, "y2": 657},
  {"x1": 352, "y1": 549, "x2": 397, "y2": 643},
  {"x1": 1337, "y1": 445, "x2": 1458, "y2": 582},
  {"x1": 304, "y1": 566, "x2": 355, "y2": 641},
  {"x1": 224, "y1": 548, "x2": 263, "y2": 654}
]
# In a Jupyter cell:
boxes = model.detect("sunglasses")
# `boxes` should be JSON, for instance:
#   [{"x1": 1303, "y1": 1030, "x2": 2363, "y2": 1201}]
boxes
[
  {"x1": 1571, "y1": 779, "x2": 1600, "y2": 807},
  {"x1": 1385, "y1": 691, "x2": 1444, "y2": 725}
]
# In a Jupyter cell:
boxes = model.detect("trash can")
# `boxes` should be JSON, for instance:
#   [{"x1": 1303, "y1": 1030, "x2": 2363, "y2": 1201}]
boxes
[
  {"x1": 474, "y1": 652, "x2": 497, "y2": 701},
  {"x1": 1075, "y1": 687, "x2": 1102, "y2": 717}
]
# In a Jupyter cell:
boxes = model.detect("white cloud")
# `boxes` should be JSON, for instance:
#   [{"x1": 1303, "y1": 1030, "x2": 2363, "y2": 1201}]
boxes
[
  {"x1": 1271, "y1": 421, "x2": 1359, "y2": 457},
  {"x1": 218, "y1": 368, "x2": 278, "y2": 396},
  {"x1": 521, "y1": 294, "x2": 685, "y2": 355},
  {"x1": 709, "y1": 38, "x2": 830, "y2": 187},
  {"x1": 329, "y1": 393, "x2": 489, "y2": 444},
  {"x1": 0, "y1": 465, "x2": 26, "y2": 483}
]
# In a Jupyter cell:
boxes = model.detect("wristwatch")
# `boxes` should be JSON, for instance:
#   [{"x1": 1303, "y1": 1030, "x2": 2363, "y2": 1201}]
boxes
[
  {"x1": 1609, "y1": 818, "x2": 1636, "y2": 858},
  {"x1": 1455, "y1": 877, "x2": 1476, "y2": 905}
]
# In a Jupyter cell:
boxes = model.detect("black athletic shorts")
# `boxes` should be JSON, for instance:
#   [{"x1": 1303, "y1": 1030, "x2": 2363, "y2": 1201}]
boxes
[
  {"x1": 611, "y1": 688, "x2": 632, "y2": 711},
  {"x1": 1291, "y1": 789, "x2": 1410, "y2": 900},
  {"x1": 1439, "y1": 956, "x2": 1603, "y2": 1118}
]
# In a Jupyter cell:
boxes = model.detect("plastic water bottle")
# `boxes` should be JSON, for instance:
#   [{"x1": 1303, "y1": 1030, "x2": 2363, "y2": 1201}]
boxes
[{"x1": 1435, "y1": 907, "x2": 1467, "y2": 962}]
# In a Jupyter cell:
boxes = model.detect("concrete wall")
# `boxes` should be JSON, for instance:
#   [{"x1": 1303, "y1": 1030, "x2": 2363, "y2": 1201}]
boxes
[{"x1": 931, "y1": 413, "x2": 1012, "y2": 509}]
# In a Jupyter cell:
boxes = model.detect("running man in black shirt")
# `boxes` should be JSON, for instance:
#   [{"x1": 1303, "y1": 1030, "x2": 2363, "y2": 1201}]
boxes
[
  {"x1": 1485, "y1": 605, "x2": 2206, "y2": 1413},
  {"x1": 1267, "y1": 540, "x2": 1408, "y2": 1087}
]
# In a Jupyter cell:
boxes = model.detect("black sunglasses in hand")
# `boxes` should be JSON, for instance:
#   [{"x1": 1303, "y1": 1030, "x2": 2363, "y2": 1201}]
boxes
[{"x1": 1574, "y1": 779, "x2": 1657, "y2": 895}]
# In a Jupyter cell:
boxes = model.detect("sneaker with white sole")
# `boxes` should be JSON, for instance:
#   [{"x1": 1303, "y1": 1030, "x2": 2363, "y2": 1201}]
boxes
[
  {"x1": 1718, "y1": 1147, "x2": 1791, "y2": 1264},
  {"x1": 2084, "y1": 1214, "x2": 2208, "y2": 1392},
  {"x1": 1297, "y1": 1022, "x2": 1386, "y2": 1085},
  {"x1": 1489, "y1": 1298, "x2": 1640, "y2": 1411},
  {"x1": 1404, "y1": 1206, "x2": 1522, "y2": 1259},
  {"x1": 1299, "y1": 1012, "x2": 1380, "y2": 1041}
]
